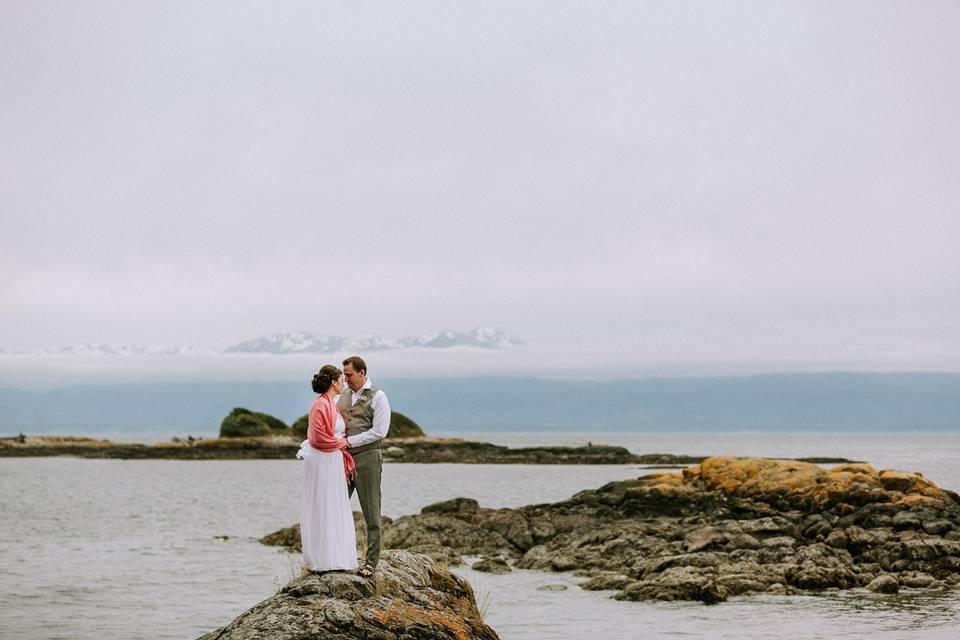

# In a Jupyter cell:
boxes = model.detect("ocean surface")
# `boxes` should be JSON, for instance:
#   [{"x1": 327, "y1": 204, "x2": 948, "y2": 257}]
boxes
[{"x1": 1, "y1": 433, "x2": 959, "y2": 639}]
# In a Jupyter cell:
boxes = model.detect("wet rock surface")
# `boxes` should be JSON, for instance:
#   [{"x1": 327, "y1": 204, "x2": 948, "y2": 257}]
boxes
[
  {"x1": 472, "y1": 557, "x2": 512, "y2": 574},
  {"x1": 197, "y1": 550, "x2": 498, "y2": 640},
  {"x1": 261, "y1": 457, "x2": 960, "y2": 604}
]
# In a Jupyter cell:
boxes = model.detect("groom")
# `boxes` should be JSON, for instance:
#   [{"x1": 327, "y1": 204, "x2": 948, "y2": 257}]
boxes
[{"x1": 339, "y1": 355, "x2": 391, "y2": 577}]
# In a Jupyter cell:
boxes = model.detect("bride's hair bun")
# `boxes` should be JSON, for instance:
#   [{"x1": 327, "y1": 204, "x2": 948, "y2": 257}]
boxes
[{"x1": 310, "y1": 364, "x2": 342, "y2": 394}]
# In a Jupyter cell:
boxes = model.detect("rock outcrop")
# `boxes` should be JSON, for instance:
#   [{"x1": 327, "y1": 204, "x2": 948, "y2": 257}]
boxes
[
  {"x1": 198, "y1": 550, "x2": 498, "y2": 640},
  {"x1": 262, "y1": 457, "x2": 960, "y2": 604}
]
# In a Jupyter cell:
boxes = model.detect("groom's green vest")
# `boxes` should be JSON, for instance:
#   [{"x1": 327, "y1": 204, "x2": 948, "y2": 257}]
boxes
[{"x1": 338, "y1": 386, "x2": 383, "y2": 454}]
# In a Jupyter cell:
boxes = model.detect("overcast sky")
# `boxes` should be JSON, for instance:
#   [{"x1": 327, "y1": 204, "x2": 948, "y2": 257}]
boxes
[{"x1": 2, "y1": 1, "x2": 958, "y2": 379}]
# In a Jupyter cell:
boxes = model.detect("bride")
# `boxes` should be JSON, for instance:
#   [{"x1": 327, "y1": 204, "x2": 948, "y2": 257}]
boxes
[{"x1": 296, "y1": 364, "x2": 358, "y2": 572}]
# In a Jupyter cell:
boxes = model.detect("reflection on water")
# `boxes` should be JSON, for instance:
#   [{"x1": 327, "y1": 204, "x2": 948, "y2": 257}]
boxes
[
  {"x1": 820, "y1": 589, "x2": 960, "y2": 632},
  {"x1": 1, "y1": 433, "x2": 959, "y2": 640}
]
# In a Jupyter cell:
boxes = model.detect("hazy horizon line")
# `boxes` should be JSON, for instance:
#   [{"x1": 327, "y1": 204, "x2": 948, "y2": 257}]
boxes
[{"x1": 3, "y1": 369, "x2": 960, "y2": 393}]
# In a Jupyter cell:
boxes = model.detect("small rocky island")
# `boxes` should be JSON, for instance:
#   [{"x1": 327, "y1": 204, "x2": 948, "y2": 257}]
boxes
[
  {"x1": 0, "y1": 434, "x2": 851, "y2": 465},
  {"x1": 0, "y1": 432, "x2": 664, "y2": 462},
  {"x1": 198, "y1": 550, "x2": 498, "y2": 640},
  {"x1": 262, "y1": 457, "x2": 960, "y2": 604},
  {"x1": 0, "y1": 406, "x2": 856, "y2": 464}
]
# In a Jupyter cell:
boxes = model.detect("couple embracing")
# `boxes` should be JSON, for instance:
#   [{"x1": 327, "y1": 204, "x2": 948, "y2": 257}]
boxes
[{"x1": 296, "y1": 356, "x2": 390, "y2": 578}]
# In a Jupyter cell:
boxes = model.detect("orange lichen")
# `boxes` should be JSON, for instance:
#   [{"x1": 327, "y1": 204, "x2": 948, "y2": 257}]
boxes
[
  {"x1": 643, "y1": 473, "x2": 684, "y2": 485},
  {"x1": 686, "y1": 456, "x2": 954, "y2": 512},
  {"x1": 682, "y1": 465, "x2": 701, "y2": 481},
  {"x1": 369, "y1": 601, "x2": 479, "y2": 640}
]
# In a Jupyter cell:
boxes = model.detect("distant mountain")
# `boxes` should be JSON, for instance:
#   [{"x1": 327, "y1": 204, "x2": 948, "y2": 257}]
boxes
[
  {"x1": 2, "y1": 328, "x2": 522, "y2": 357},
  {"x1": 2, "y1": 373, "x2": 958, "y2": 436},
  {"x1": 22, "y1": 344, "x2": 217, "y2": 357},
  {"x1": 399, "y1": 327, "x2": 521, "y2": 350},
  {"x1": 222, "y1": 333, "x2": 355, "y2": 354},
  {"x1": 223, "y1": 327, "x2": 522, "y2": 354}
]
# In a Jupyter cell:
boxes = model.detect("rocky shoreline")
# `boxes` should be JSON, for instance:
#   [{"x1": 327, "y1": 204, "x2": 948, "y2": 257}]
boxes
[
  {"x1": 0, "y1": 435, "x2": 854, "y2": 465},
  {"x1": 262, "y1": 457, "x2": 960, "y2": 604},
  {"x1": 0, "y1": 435, "x2": 301, "y2": 460}
]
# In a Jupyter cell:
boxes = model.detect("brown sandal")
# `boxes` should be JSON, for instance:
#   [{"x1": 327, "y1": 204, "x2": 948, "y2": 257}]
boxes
[{"x1": 357, "y1": 566, "x2": 374, "y2": 578}]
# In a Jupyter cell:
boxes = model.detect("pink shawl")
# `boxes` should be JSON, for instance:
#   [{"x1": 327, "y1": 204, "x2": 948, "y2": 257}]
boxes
[{"x1": 308, "y1": 393, "x2": 356, "y2": 481}]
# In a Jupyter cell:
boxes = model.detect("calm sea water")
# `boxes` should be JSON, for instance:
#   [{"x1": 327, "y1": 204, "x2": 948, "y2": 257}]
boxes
[{"x1": 1, "y1": 433, "x2": 959, "y2": 640}]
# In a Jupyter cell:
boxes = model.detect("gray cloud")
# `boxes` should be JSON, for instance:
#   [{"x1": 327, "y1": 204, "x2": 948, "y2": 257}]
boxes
[{"x1": 2, "y1": 1, "x2": 958, "y2": 376}]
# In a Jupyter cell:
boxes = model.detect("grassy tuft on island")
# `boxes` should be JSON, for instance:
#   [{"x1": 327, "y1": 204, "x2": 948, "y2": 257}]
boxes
[
  {"x1": 291, "y1": 414, "x2": 308, "y2": 439},
  {"x1": 253, "y1": 411, "x2": 289, "y2": 432},
  {"x1": 387, "y1": 411, "x2": 425, "y2": 438},
  {"x1": 219, "y1": 408, "x2": 284, "y2": 438}
]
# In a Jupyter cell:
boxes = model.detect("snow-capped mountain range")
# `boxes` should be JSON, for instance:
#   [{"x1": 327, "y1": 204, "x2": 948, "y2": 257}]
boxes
[
  {"x1": 225, "y1": 327, "x2": 522, "y2": 354},
  {"x1": 5, "y1": 328, "x2": 522, "y2": 356},
  {"x1": 13, "y1": 344, "x2": 217, "y2": 357}
]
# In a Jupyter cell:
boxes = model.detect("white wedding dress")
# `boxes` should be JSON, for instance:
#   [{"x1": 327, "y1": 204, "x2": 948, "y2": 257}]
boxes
[{"x1": 297, "y1": 414, "x2": 358, "y2": 572}]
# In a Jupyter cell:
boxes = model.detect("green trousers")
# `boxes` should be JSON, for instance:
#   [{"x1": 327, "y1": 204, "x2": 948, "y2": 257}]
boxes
[{"x1": 348, "y1": 448, "x2": 382, "y2": 568}]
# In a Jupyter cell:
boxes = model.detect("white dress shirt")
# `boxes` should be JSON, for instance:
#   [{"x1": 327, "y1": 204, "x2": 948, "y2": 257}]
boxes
[{"x1": 343, "y1": 378, "x2": 391, "y2": 448}]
